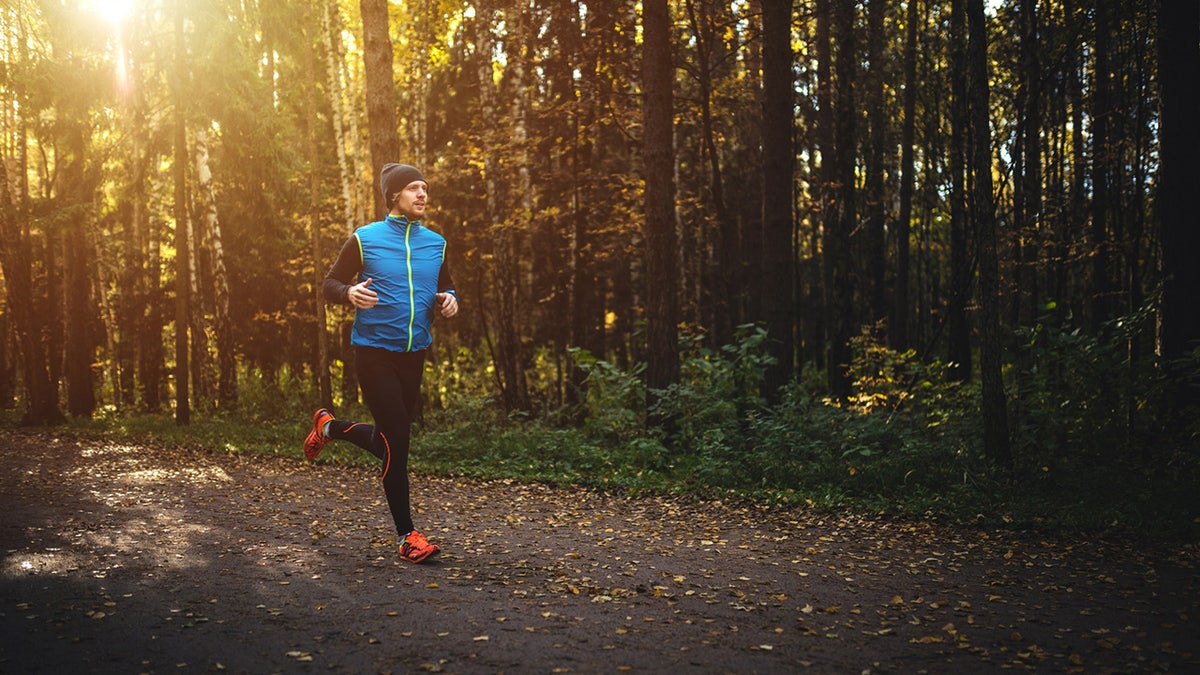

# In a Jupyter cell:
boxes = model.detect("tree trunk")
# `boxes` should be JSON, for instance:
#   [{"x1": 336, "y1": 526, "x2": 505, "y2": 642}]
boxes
[
  {"x1": 568, "y1": 2, "x2": 610, "y2": 406},
  {"x1": 826, "y1": 0, "x2": 857, "y2": 399},
  {"x1": 62, "y1": 121, "x2": 97, "y2": 418},
  {"x1": 1156, "y1": 0, "x2": 1200, "y2": 408},
  {"x1": 642, "y1": 0, "x2": 681, "y2": 400},
  {"x1": 812, "y1": 0, "x2": 832, "y2": 372},
  {"x1": 893, "y1": 0, "x2": 920, "y2": 351},
  {"x1": 967, "y1": 0, "x2": 1012, "y2": 470},
  {"x1": 761, "y1": 0, "x2": 795, "y2": 395},
  {"x1": 323, "y1": 3, "x2": 356, "y2": 236},
  {"x1": 359, "y1": 0, "x2": 400, "y2": 220},
  {"x1": 685, "y1": 0, "x2": 735, "y2": 349},
  {"x1": 497, "y1": 2, "x2": 531, "y2": 412},
  {"x1": 1013, "y1": 0, "x2": 1042, "y2": 329},
  {"x1": 863, "y1": 0, "x2": 888, "y2": 330},
  {"x1": 1090, "y1": 0, "x2": 1114, "y2": 331},
  {"x1": 195, "y1": 129, "x2": 236, "y2": 408},
  {"x1": 324, "y1": 1, "x2": 360, "y2": 406},
  {"x1": 173, "y1": 0, "x2": 190, "y2": 425},
  {"x1": 947, "y1": 0, "x2": 971, "y2": 383},
  {"x1": 0, "y1": 138, "x2": 64, "y2": 425}
]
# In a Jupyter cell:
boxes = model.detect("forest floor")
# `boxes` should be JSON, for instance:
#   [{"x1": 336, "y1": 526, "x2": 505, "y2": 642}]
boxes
[{"x1": 1, "y1": 430, "x2": 1197, "y2": 674}]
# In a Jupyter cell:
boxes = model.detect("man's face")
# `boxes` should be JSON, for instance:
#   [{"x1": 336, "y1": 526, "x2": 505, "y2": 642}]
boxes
[{"x1": 392, "y1": 180, "x2": 428, "y2": 219}]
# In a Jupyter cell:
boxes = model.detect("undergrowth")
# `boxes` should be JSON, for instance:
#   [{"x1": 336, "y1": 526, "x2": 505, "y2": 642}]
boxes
[{"x1": 5, "y1": 310, "x2": 1198, "y2": 541}]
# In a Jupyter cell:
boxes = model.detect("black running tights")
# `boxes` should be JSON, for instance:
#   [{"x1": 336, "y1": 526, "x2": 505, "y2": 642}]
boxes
[{"x1": 327, "y1": 346, "x2": 426, "y2": 537}]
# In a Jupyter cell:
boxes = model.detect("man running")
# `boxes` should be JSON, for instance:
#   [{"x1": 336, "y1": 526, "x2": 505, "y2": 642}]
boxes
[{"x1": 303, "y1": 162, "x2": 458, "y2": 564}]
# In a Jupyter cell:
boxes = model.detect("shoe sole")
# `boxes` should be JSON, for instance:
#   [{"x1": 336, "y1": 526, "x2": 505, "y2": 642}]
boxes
[{"x1": 400, "y1": 546, "x2": 440, "y2": 564}]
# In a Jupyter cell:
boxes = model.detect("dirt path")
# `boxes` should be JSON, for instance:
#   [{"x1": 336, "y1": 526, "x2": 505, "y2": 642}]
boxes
[{"x1": 1, "y1": 431, "x2": 1197, "y2": 673}]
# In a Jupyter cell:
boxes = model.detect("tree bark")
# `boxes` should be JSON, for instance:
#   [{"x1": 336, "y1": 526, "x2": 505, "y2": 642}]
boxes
[
  {"x1": 497, "y1": 2, "x2": 532, "y2": 412},
  {"x1": 195, "y1": 129, "x2": 236, "y2": 408},
  {"x1": 826, "y1": 0, "x2": 857, "y2": 399},
  {"x1": 1014, "y1": 0, "x2": 1042, "y2": 328},
  {"x1": 359, "y1": 0, "x2": 400, "y2": 220},
  {"x1": 761, "y1": 0, "x2": 796, "y2": 396},
  {"x1": 947, "y1": 0, "x2": 971, "y2": 382},
  {"x1": 967, "y1": 0, "x2": 1012, "y2": 469},
  {"x1": 642, "y1": 0, "x2": 681, "y2": 399},
  {"x1": 61, "y1": 120, "x2": 97, "y2": 418},
  {"x1": 1090, "y1": 0, "x2": 1113, "y2": 331},
  {"x1": 1156, "y1": 0, "x2": 1200, "y2": 408},
  {"x1": 0, "y1": 136, "x2": 64, "y2": 424},
  {"x1": 685, "y1": 0, "x2": 735, "y2": 349},
  {"x1": 812, "y1": 0, "x2": 832, "y2": 372},
  {"x1": 893, "y1": 0, "x2": 920, "y2": 351},
  {"x1": 173, "y1": 0, "x2": 190, "y2": 425},
  {"x1": 863, "y1": 0, "x2": 888, "y2": 330}
]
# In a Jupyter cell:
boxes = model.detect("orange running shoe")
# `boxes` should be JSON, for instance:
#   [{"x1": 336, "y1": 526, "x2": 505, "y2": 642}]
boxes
[
  {"x1": 303, "y1": 408, "x2": 335, "y2": 460},
  {"x1": 398, "y1": 530, "x2": 441, "y2": 563}
]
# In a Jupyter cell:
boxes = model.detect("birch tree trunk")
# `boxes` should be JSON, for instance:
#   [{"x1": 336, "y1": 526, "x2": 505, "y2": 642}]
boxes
[
  {"x1": 195, "y1": 128, "x2": 236, "y2": 407},
  {"x1": 300, "y1": 12, "x2": 328, "y2": 409},
  {"x1": 499, "y1": 1, "x2": 531, "y2": 411},
  {"x1": 322, "y1": 2, "x2": 356, "y2": 235},
  {"x1": 188, "y1": 138, "x2": 211, "y2": 408}
]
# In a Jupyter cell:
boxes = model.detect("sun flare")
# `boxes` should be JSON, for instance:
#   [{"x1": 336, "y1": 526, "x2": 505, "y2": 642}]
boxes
[{"x1": 86, "y1": 0, "x2": 133, "y2": 25}]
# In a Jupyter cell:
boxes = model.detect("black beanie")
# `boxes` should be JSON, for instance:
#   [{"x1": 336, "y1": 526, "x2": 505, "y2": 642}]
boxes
[{"x1": 380, "y1": 163, "x2": 426, "y2": 207}]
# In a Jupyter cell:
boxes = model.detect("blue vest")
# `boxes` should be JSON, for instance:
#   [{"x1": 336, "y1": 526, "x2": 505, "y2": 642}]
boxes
[{"x1": 350, "y1": 216, "x2": 448, "y2": 352}]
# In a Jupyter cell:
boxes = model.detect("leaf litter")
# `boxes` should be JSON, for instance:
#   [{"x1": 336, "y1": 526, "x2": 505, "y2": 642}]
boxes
[{"x1": 0, "y1": 431, "x2": 1196, "y2": 673}]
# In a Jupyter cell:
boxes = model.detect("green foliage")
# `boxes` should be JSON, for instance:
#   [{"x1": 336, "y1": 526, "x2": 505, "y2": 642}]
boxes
[
  {"x1": 408, "y1": 325, "x2": 1197, "y2": 537},
  {"x1": 1011, "y1": 303, "x2": 1176, "y2": 463},
  {"x1": 571, "y1": 348, "x2": 646, "y2": 442},
  {"x1": 13, "y1": 320, "x2": 1195, "y2": 540}
]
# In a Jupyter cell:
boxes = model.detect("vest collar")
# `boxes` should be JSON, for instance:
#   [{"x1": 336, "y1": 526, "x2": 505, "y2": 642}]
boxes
[{"x1": 385, "y1": 214, "x2": 421, "y2": 229}]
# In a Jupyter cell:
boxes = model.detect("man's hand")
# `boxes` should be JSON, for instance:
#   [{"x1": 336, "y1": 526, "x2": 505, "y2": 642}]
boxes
[
  {"x1": 436, "y1": 292, "x2": 459, "y2": 318},
  {"x1": 348, "y1": 278, "x2": 379, "y2": 309}
]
